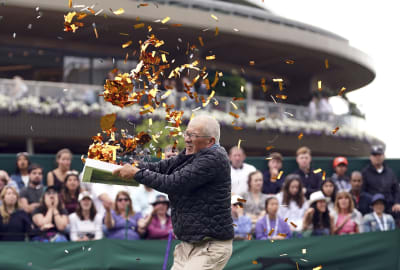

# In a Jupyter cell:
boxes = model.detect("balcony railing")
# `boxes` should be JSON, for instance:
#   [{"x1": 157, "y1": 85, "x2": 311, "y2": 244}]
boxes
[{"x1": 0, "y1": 78, "x2": 365, "y2": 131}]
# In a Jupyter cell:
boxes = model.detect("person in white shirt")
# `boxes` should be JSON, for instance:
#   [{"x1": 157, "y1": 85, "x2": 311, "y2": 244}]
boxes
[
  {"x1": 229, "y1": 146, "x2": 256, "y2": 195},
  {"x1": 277, "y1": 174, "x2": 309, "y2": 233},
  {"x1": 132, "y1": 185, "x2": 163, "y2": 217},
  {"x1": 69, "y1": 191, "x2": 103, "y2": 241}
]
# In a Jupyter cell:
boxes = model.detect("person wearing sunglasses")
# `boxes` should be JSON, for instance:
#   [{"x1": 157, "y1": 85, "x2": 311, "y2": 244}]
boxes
[
  {"x1": 113, "y1": 115, "x2": 233, "y2": 270},
  {"x1": 104, "y1": 191, "x2": 145, "y2": 240}
]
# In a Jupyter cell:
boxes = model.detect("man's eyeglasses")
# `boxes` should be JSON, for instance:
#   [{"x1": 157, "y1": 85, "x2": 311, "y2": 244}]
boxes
[
  {"x1": 183, "y1": 131, "x2": 210, "y2": 139},
  {"x1": 117, "y1": 198, "x2": 129, "y2": 202}
]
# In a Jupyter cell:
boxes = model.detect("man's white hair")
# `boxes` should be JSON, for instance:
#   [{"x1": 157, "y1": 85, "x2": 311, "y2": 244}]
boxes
[{"x1": 190, "y1": 114, "x2": 220, "y2": 144}]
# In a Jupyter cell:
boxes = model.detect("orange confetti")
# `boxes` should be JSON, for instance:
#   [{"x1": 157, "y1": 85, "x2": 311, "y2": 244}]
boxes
[
  {"x1": 139, "y1": 3, "x2": 148, "y2": 7},
  {"x1": 249, "y1": 60, "x2": 255, "y2": 66},
  {"x1": 68, "y1": 0, "x2": 72, "y2": 8},
  {"x1": 261, "y1": 78, "x2": 267, "y2": 92},
  {"x1": 87, "y1": 8, "x2": 95, "y2": 14},
  {"x1": 322, "y1": 171, "x2": 326, "y2": 181},
  {"x1": 278, "y1": 233, "x2": 286, "y2": 237},
  {"x1": 256, "y1": 117, "x2": 266, "y2": 123},
  {"x1": 93, "y1": 25, "x2": 99, "y2": 39},
  {"x1": 276, "y1": 94, "x2": 287, "y2": 100},
  {"x1": 268, "y1": 228, "x2": 275, "y2": 236},
  {"x1": 237, "y1": 198, "x2": 247, "y2": 203},
  {"x1": 215, "y1": 27, "x2": 219, "y2": 36},
  {"x1": 285, "y1": 59, "x2": 295, "y2": 64},
  {"x1": 113, "y1": 8, "x2": 125, "y2": 15},
  {"x1": 284, "y1": 218, "x2": 288, "y2": 222},
  {"x1": 181, "y1": 96, "x2": 187, "y2": 102},
  {"x1": 100, "y1": 113, "x2": 117, "y2": 131},
  {"x1": 247, "y1": 234, "x2": 252, "y2": 240},
  {"x1": 332, "y1": 126, "x2": 340, "y2": 134},
  {"x1": 233, "y1": 223, "x2": 237, "y2": 227},
  {"x1": 233, "y1": 126, "x2": 243, "y2": 130},
  {"x1": 229, "y1": 112, "x2": 239, "y2": 118},
  {"x1": 265, "y1": 146, "x2": 274, "y2": 151},
  {"x1": 206, "y1": 55, "x2": 216, "y2": 60},
  {"x1": 325, "y1": 59, "x2": 329, "y2": 69},
  {"x1": 252, "y1": 260, "x2": 258, "y2": 265},
  {"x1": 338, "y1": 87, "x2": 346, "y2": 96},
  {"x1": 134, "y1": 23, "x2": 145, "y2": 29},
  {"x1": 298, "y1": 132, "x2": 304, "y2": 140},
  {"x1": 172, "y1": 24, "x2": 182, "y2": 27},
  {"x1": 290, "y1": 222, "x2": 298, "y2": 228},
  {"x1": 198, "y1": 36, "x2": 204, "y2": 47},
  {"x1": 122, "y1": 41, "x2": 132, "y2": 48}
]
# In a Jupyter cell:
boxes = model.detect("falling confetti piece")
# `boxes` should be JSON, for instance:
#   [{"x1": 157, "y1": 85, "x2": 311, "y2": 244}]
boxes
[
  {"x1": 276, "y1": 94, "x2": 287, "y2": 100},
  {"x1": 237, "y1": 198, "x2": 246, "y2": 203},
  {"x1": 68, "y1": 0, "x2": 72, "y2": 8},
  {"x1": 265, "y1": 145, "x2": 274, "y2": 151},
  {"x1": 198, "y1": 36, "x2": 204, "y2": 47},
  {"x1": 256, "y1": 117, "x2": 266, "y2": 123},
  {"x1": 302, "y1": 248, "x2": 307, "y2": 254},
  {"x1": 252, "y1": 260, "x2": 258, "y2": 265},
  {"x1": 338, "y1": 87, "x2": 346, "y2": 96},
  {"x1": 272, "y1": 78, "x2": 283, "y2": 82},
  {"x1": 280, "y1": 254, "x2": 288, "y2": 256},
  {"x1": 313, "y1": 266, "x2": 323, "y2": 270},
  {"x1": 65, "y1": 250, "x2": 69, "y2": 254},
  {"x1": 249, "y1": 60, "x2": 255, "y2": 66},
  {"x1": 285, "y1": 59, "x2": 295, "y2": 64},
  {"x1": 313, "y1": 168, "x2": 322, "y2": 174},
  {"x1": 92, "y1": 23, "x2": 99, "y2": 39},
  {"x1": 192, "y1": 107, "x2": 201, "y2": 112},
  {"x1": 88, "y1": 248, "x2": 92, "y2": 251},
  {"x1": 278, "y1": 233, "x2": 286, "y2": 237},
  {"x1": 325, "y1": 59, "x2": 329, "y2": 69},
  {"x1": 298, "y1": 132, "x2": 303, "y2": 140},
  {"x1": 332, "y1": 126, "x2": 340, "y2": 134},
  {"x1": 211, "y1": 14, "x2": 218, "y2": 21},
  {"x1": 290, "y1": 222, "x2": 298, "y2": 228},
  {"x1": 161, "y1": 53, "x2": 167, "y2": 63},
  {"x1": 296, "y1": 262, "x2": 300, "y2": 270},
  {"x1": 268, "y1": 228, "x2": 275, "y2": 236},
  {"x1": 181, "y1": 96, "x2": 187, "y2": 101},
  {"x1": 215, "y1": 27, "x2": 219, "y2": 36},
  {"x1": 300, "y1": 259, "x2": 309, "y2": 262},
  {"x1": 284, "y1": 112, "x2": 294, "y2": 117},
  {"x1": 30, "y1": 125, "x2": 34, "y2": 132},
  {"x1": 233, "y1": 28, "x2": 239, "y2": 32},
  {"x1": 322, "y1": 171, "x2": 326, "y2": 181},
  {"x1": 100, "y1": 113, "x2": 117, "y2": 131},
  {"x1": 13, "y1": 32, "x2": 16, "y2": 38},
  {"x1": 233, "y1": 126, "x2": 243, "y2": 130},
  {"x1": 95, "y1": 9, "x2": 104, "y2": 16},
  {"x1": 284, "y1": 218, "x2": 288, "y2": 222},
  {"x1": 318, "y1": 80, "x2": 322, "y2": 91},
  {"x1": 113, "y1": 8, "x2": 125, "y2": 15},
  {"x1": 229, "y1": 112, "x2": 239, "y2": 118},
  {"x1": 206, "y1": 55, "x2": 216, "y2": 60},
  {"x1": 230, "y1": 101, "x2": 238, "y2": 110},
  {"x1": 240, "y1": 85, "x2": 244, "y2": 92},
  {"x1": 134, "y1": 23, "x2": 145, "y2": 29},
  {"x1": 161, "y1": 16, "x2": 170, "y2": 24},
  {"x1": 233, "y1": 223, "x2": 237, "y2": 227},
  {"x1": 122, "y1": 40, "x2": 132, "y2": 48},
  {"x1": 277, "y1": 170, "x2": 283, "y2": 179}
]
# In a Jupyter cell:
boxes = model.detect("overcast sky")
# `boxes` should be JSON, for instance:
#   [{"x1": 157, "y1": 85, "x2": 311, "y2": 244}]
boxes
[{"x1": 247, "y1": 0, "x2": 400, "y2": 157}]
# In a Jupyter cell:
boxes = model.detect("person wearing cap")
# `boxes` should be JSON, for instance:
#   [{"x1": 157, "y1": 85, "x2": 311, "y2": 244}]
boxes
[
  {"x1": 230, "y1": 195, "x2": 252, "y2": 240},
  {"x1": 362, "y1": 194, "x2": 396, "y2": 232},
  {"x1": 10, "y1": 152, "x2": 31, "y2": 190},
  {"x1": 138, "y1": 195, "x2": 174, "y2": 240},
  {"x1": 113, "y1": 115, "x2": 233, "y2": 270},
  {"x1": 349, "y1": 171, "x2": 372, "y2": 215},
  {"x1": 255, "y1": 196, "x2": 292, "y2": 240},
  {"x1": 262, "y1": 152, "x2": 285, "y2": 195},
  {"x1": 361, "y1": 145, "x2": 400, "y2": 222},
  {"x1": 302, "y1": 191, "x2": 334, "y2": 236},
  {"x1": 331, "y1": 156, "x2": 351, "y2": 192},
  {"x1": 293, "y1": 146, "x2": 323, "y2": 199},
  {"x1": 32, "y1": 186, "x2": 69, "y2": 242},
  {"x1": 69, "y1": 191, "x2": 103, "y2": 241},
  {"x1": 229, "y1": 146, "x2": 256, "y2": 195},
  {"x1": 19, "y1": 164, "x2": 45, "y2": 214}
]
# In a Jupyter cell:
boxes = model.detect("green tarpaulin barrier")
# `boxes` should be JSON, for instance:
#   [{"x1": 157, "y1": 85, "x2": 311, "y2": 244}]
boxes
[{"x1": 1, "y1": 230, "x2": 399, "y2": 270}]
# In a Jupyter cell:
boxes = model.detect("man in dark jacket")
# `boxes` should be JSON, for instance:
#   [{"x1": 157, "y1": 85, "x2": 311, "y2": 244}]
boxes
[
  {"x1": 292, "y1": 146, "x2": 322, "y2": 199},
  {"x1": 362, "y1": 145, "x2": 400, "y2": 225},
  {"x1": 349, "y1": 171, "x2": 372, "y2": 215},
  {"x1": 114, "y1": 115, "x2": 233, "y2": 270}
]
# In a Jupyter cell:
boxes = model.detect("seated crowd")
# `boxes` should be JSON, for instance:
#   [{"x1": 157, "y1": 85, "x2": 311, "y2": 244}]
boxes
[{"x1": 0, "y1": 144, "x2": 398, "y2": 242}]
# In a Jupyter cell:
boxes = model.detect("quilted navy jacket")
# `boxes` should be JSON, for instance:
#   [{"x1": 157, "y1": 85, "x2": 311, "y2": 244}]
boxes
[{"x1": 135, "y1": 145, "x2": 234, "y2": 243}]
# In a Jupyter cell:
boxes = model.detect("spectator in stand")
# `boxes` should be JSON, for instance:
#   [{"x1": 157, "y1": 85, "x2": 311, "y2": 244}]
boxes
[
  {"x1": 241, "y1": 171, "x2": 268, "y2": 226},
  {"x1": 293, "y1": 146, "x2": 322, "y2": 199},
  {"x1": 0, "y1": 175, "x2": 7, "y2": 204},
  {"x1": 262, "y1": 152, "x2": 284, "y2": 195},
  {"x1": 363, "y1": 194, "x2": 396, "y2": 232},
  {"x1": 255, "y1": 196, "x2": 291, "y2": 240},
  {"x1": 321, "y1": 179, "x2": 337, "y2": 212},
  {"x1": 302, "y1": 191, "x2": 334, "y2": 236},
  {"x1": 349, "y1": 171, "x2": 372, "y2": 215},
  {"x1": 19, "y1": 164, "x2": 45, "y2": 214},
  {"x1": 0, "y1": 186, "x2": 32, "y2": 241},
  {"x1": 230, "y1": 195, "x2": 252, "y2": 240},
  {"x1": 277, "y1": 174, "x2": 309, "y2": 233},
  {"x1": 132, "y1": 185, "x2": 163, "y2": 218},
  {"x1": 104, "y1": 191, "x2": 145, "y2": 240},
  {"x1": 332, "y1": 191, "x2": 362, "y2": 235},
  {"x1": 47, "y1": 148, "x2": 73, "y2": 192},
  {"x1": 138, "y1": 195, "x2": 173, "y2": 240},
  {"x1": 362, "y1": 145, "x2": 400, "y2": 225},
  {"x1": 60, "y1": 171, "x2": 81, "y2": 215},
  {"x1": 230, "y1": 146, "x2": 256, "y2": 195},
  {"x1": 0, "y1": 171, "x2": 18, "y2": 196},
  {"x1": 69, "y1": 191, "x2": 103, "y2": 241},
  {"x1": 331, "y1": 156, "x2": 351, "y2": 191},
  {"x1": 10, "y1": 152, "x2": 31, "y2": 190},
  {"x1": 32, "y1": 186, "x2": 69, "y2": 242}
]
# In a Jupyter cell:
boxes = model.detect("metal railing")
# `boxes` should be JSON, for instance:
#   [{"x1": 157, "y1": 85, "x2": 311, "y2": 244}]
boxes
[{"x1": 0, "y1": 78, "x2": 365, "y2": 130}]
